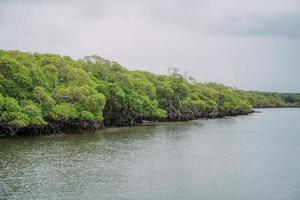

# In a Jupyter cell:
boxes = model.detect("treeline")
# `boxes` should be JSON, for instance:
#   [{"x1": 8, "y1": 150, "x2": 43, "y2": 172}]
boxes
[{"x1": 0, "y1": 50, "x2": 299, "y2": 137}]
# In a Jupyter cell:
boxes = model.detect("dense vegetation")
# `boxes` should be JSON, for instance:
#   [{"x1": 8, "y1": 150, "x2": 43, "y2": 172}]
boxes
[{"x1": 1, "y1": 50, "x2": 299, "y2": 137}]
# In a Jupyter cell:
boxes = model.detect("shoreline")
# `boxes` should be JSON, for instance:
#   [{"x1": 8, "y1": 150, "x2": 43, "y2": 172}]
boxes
[
  {"x1": 0, "y1": 109, "x2": 254, "y2": 138},
  {"x1": 1, "y1": 107, "x2": 299, "y2": 138}
]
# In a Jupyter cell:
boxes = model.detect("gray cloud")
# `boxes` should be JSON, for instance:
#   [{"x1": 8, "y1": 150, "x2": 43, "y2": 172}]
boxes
[
  {"x1": 212, "y1": 13, "x2": 300, "y2": 38},
  {"x1": 0, "y1": 0, "x2": 299, "y2": 92}
]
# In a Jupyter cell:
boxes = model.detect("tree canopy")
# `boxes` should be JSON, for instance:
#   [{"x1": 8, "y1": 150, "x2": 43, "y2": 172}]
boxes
[{"x1": 0, "y1": 50, "x2": 299, "y2": 136}]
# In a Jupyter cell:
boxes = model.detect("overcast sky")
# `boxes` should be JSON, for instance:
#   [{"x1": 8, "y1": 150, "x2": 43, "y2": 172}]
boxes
[{"x1": 0, "y1": 0, "x2": 299, "y2": 92}]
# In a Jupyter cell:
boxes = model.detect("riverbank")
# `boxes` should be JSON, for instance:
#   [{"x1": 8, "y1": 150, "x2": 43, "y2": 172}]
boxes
[
  {"x1": 2, "y1": 106, "x2": 300, "y2": 138},
  {"x1": 0, "y1": 109, "x2": 254, "y2": 138}
]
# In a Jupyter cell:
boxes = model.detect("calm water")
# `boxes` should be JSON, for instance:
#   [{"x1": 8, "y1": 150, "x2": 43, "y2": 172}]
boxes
[{"x1": 1, "y1": 108, "x2": 300, "y2": 200}]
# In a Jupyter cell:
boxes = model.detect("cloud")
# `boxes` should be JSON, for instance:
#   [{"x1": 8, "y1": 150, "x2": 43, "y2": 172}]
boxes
[
  {"x1": 0, "y1": 0, "x2": 299, "y2": 92},
  {"x1": 131, "y1": 0, "x2": 300, "y2": 38},
  {"x1": 210, "y1": 13, "x2": 300, "y2": 38}
]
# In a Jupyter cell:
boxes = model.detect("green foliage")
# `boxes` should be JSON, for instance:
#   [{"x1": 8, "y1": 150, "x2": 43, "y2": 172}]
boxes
[
  {"x1": 21, "y1": 100, "x2": 46, "y2": 125},
  {"x1": 50, "y1": 103, "x2": 78, "y2": 121},
  {"x1": 0, "y1": 97, "x2": 45, "y2": 127},
  {"x1": 82, "y1": 94, "x2": 105, "y2": 112},
  {"x1": 0, "y1": 49, "x2": 299, "y2": 130}
]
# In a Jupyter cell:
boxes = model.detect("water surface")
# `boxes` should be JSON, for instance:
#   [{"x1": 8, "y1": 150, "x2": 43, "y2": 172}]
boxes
[{"x1": 1, "y1": 108, "x2": 300, "y2": 200}]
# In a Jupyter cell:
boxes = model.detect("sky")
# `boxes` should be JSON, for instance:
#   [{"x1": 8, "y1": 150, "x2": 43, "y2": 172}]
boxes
[{"x1": 0, "y1": 0, "x2": 299, "y2": 92}]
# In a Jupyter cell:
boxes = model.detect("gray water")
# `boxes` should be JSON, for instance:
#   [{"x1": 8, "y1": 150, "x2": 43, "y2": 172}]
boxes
[{"x1": 1, "y1": 108, "x2": 300, "y2": 200}]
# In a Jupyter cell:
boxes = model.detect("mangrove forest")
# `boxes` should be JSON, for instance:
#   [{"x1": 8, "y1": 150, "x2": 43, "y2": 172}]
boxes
[{"x1": 0, "y1": 50, "x2": 300, "y2": 137}]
